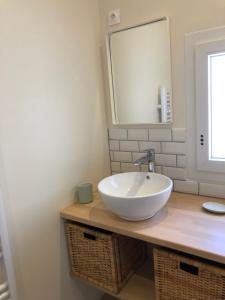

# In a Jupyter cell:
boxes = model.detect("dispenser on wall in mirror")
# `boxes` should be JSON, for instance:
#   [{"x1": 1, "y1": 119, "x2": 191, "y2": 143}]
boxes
[{"x1": 157, "y1": 87, "x2": 172, "y2": 123}]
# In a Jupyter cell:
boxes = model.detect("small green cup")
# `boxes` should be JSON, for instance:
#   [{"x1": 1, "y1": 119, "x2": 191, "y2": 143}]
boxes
[{"x1": 76, "y1": 182, "x2": 93, "y2": 204}]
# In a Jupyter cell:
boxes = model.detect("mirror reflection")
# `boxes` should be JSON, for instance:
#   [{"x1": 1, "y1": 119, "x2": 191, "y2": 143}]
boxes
[{"x1": 107, "y1": 18, "x2": 172, "y2": 124}]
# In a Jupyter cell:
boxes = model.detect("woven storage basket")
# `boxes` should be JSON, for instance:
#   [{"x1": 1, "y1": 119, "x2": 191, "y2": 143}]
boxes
[
  {"x1": 65, "y1": 222, "x2": 146, "y2": 293},
  {"x1": 154, "y1": 248, "x2": 225, "y2": 300}
]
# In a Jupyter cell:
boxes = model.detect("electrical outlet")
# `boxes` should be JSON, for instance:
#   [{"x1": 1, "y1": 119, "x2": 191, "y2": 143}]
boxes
[{"x1": 108, "y1": 9, "x2": 120, "y2": 26}]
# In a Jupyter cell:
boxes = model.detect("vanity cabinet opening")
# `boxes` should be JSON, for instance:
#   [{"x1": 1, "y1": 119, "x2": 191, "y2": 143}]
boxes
[{"x1": 65, "y1": 221, "x2": 147, "y2": 294}]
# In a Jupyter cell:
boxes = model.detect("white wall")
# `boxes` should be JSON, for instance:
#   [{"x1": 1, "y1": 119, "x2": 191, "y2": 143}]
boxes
[
  {"x1": 0, "y1": 0, "x2": 110, "y2": 299},
  {"x1": 99, "y1": 0, "x2": 225, "y2": 127}
]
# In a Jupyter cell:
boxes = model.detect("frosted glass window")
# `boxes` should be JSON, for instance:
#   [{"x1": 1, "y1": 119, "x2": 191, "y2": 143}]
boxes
[
  {"x1": 188, "y1": 27, "x2": 225, "y2": 178},
  {"x1": 208, "y1": 52, "x2": 225, "y2": 161}
]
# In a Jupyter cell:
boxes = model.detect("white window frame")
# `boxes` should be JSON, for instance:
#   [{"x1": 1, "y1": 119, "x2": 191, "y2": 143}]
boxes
[{"x1": 186, "y1": 26, "x2": 225, "y2": 183}]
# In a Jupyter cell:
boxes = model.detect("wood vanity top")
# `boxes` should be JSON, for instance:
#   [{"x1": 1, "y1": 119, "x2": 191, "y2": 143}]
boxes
[{"x1": 61, "y1": 192, "x2": 225, "y2": 265}]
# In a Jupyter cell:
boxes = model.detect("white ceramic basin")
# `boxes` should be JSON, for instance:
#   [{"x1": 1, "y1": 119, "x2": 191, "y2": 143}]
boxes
[{"x1": 98, "y1": 172, "x2": 173, "y2": 221}]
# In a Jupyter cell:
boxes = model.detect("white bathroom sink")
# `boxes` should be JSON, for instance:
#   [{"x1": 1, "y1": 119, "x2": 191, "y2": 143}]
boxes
[{"x1": 98, "y1": 172, "x2": 173, "y2": 221}]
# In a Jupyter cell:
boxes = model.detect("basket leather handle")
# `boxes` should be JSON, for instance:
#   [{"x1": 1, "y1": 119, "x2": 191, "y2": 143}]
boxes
[
  {"x1": 83, "y1": 232, "x2": 96, "y2": 241},
  {"x1": 180, "y1": 262, "x2": 199, "y2": 275}
]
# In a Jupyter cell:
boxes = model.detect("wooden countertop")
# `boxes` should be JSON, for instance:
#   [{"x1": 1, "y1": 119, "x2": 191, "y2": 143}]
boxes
[{"x1": 61, "y1": 192, "x2": 225, "y2": 265}]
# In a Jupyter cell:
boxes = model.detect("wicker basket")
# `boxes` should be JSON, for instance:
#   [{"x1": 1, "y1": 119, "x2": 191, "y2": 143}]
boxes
[
  {"x1": 154, "y1": 248, "x2": 225, "y2": 300},
  {"x1": 65, "y1": 222, "x2": 146, "y2": 293}
]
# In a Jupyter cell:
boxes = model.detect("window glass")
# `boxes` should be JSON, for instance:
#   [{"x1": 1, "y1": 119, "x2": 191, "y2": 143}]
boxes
[{"x1": 208, "y1": 52, "x2": 225, "y2": 161}]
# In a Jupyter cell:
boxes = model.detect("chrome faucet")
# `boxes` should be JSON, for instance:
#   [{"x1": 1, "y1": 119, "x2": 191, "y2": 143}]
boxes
[{"x1": 133, "y1": 149, "x2": 155, "y2": 173}]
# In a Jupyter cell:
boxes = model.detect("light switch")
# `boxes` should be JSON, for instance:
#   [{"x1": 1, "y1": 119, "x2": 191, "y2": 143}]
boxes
[{"x1": 108, "y1": 9, "x2": 120, "y2": 26}]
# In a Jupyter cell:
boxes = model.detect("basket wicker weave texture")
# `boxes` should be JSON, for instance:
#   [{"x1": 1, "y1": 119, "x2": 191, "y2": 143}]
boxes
[
  {"x1": 154, "y1": 248, "x2": 225, "y2": 300},
  {"x1": 65, "y1": 222, "x2": 146, "y2": 294}
]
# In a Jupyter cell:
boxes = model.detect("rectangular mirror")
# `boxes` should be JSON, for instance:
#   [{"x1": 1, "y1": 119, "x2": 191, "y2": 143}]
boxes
[{"x1": 107, "y1": 17, "x2": 172, "y2": 125}]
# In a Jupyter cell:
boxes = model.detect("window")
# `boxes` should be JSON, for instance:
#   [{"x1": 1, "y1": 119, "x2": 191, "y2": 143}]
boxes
[
  {"x1": 208, "y1": 52, "x2": 225, "y2": 161},
  {"x1": 195, "y1": 39, "x2": 225, "y2": 173},
  {"x1": 186, "y1": 26, "x2": 225, "y2": 181}
]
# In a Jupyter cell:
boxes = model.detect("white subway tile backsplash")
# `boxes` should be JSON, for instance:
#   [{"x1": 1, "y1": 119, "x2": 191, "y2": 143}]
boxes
[
  {"x1": 120, "y1": 141, "x2": 139, "y2": 152},
  {"x1": 132, "y1": 152, "x2": 145, "y2": 162},
  {"x1": 155, "y1": 166, "x2": 162, "y2": 174},
  {"x1": 172, "y1": 128, "x2": 186, "y2": 142},
  {"x1": 177, "y1": 155, "x2": 186, "y2": 168},
  {"x1": 111, "y1": 162, "x2": 121, "y2": 172},
  {"x1": 107, "y1": 128, "x2": 225, "y2": 197},
  {"x1": 109, "y1": 140, "x2": 119, "y2": 151},
  {"x1": 121, "y1": 163, "x2": 140, "y2": 172},
  {"x1": 174, "y1": 180, "x2": 198, "y2": 194},
  {"x1": 109, "y1": 128, "x2": 127, "y2": 140},
  {"x1": 139, "y1": 141, "x2": 161, "y2": 153},
  {"x1": 112, "y1": 172, "x2": 119, "y2": 175},
  {"x1": 162, "y1": 142, "x2": 186, "y2": 155},
  {"x1": 162, "y1": 167, "x2": 186, "y2": 180},
  {"x1": 110, "y1": 151, "x2": 114, "y2": 161},
  {"x1": 114, "y1": 151, "x2": 132, "y2": 162},
  {"x1": 107, "y1": 127, "x2": 225, "y2": 199},
  {"x1": 140, "y1": 164, "x2": 148, "y2": 172},
  {"x1": 155, "y1": 154, "x2": 176, "y2": 167},
  {"x1": 149, "y1": 129, "x2": 171, "y2": 141},
  {"x1": 140, "y1": 165, "x2": 162, "y2": 173},
  {"x1": 199, "y1": 183, "x2": 225, "y2": 198},
  {"x1": 128, "y1": 129, "x2": 148, "y2": 141}
]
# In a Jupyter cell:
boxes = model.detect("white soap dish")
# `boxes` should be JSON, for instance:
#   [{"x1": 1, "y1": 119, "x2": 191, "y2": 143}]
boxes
[{"x1": 202, "y1": 202, "x2": 225, "y2": 214}]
